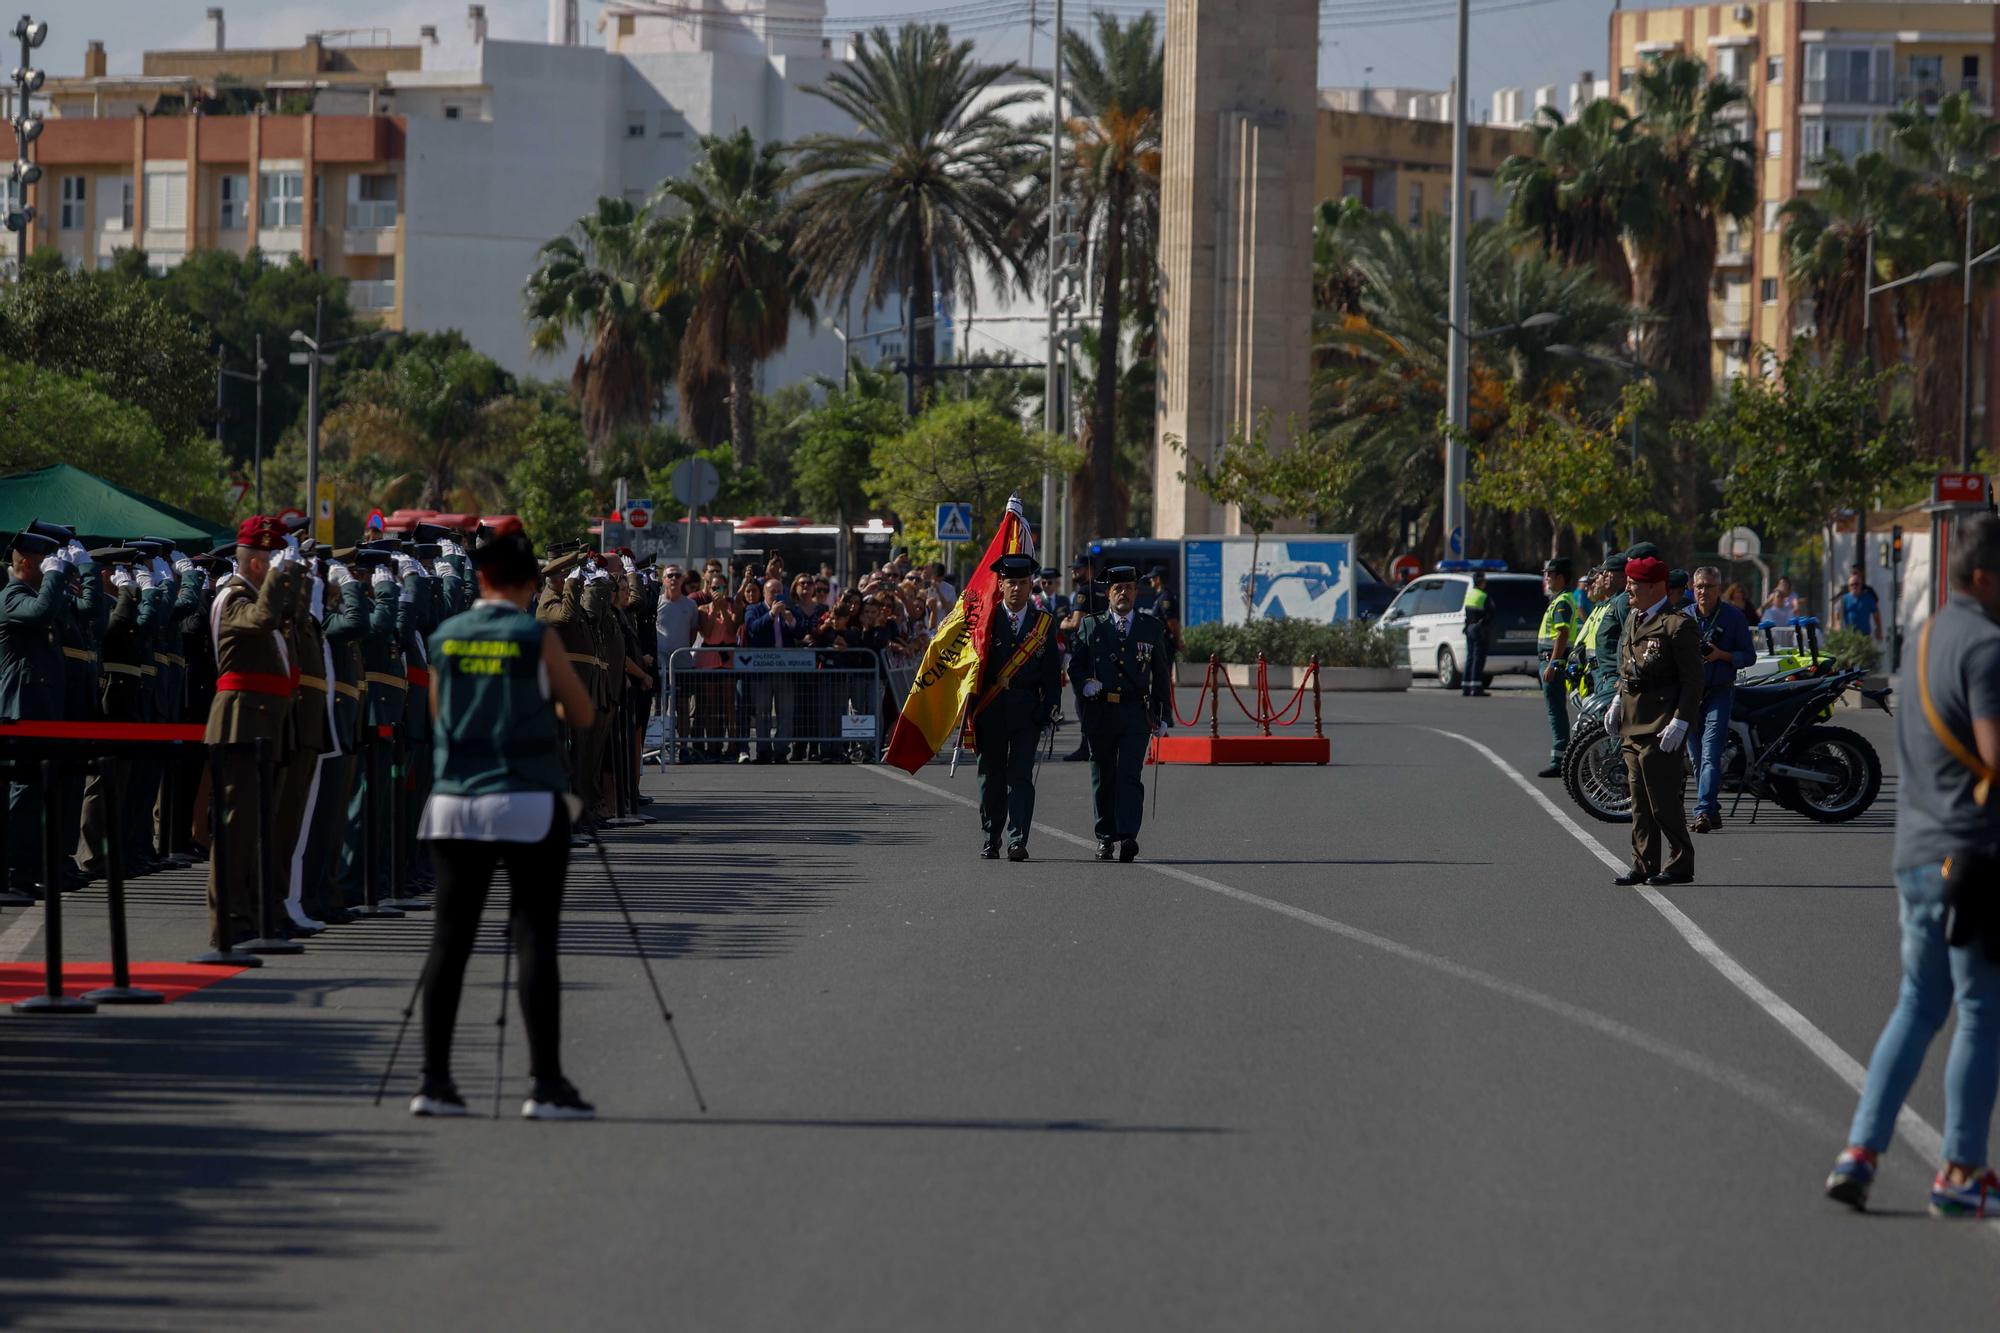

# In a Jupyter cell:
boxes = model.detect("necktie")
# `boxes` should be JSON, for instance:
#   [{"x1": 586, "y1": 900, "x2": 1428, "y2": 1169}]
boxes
[{"x1": 1118, "y1": 616, "x2": 1129, "y2": 638}]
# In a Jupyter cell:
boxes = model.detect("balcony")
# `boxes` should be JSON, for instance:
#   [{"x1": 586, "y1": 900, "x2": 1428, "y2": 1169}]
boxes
[
  {"x1": 1716, "y1": 239, "x2": 1752, "y2": 268},
  {"x1": 1898, "y1": 77, "x2": 1991, "y2": 108},
  {"x1": 347, "y1": 199, "x2": 397, "y2": 230},
  {"x1": 349, "y1": 279, "x2": 397, "y2": 311},
  {"x1": 1802, "y1": 76, "x2": 1894, "y2": 106}
]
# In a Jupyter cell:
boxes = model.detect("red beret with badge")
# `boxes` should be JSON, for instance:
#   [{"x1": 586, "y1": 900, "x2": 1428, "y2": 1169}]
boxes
[
  {"x1": 236, "y1": 515, "x2": 288, "y2": 551},
  {"x1": 1624, "y1": 555, "x2": 1668, "y2": 584}
]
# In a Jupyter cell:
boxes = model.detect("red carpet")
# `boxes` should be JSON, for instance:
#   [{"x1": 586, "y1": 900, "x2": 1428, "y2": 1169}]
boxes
[{"x1": 0, "y1": 962, "x2": 250, "y2": 1004}]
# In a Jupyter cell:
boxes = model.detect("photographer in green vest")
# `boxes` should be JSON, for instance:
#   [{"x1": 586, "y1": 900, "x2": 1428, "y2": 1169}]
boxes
[{"x1": 408, "y1": 526, "x2": 598, "y2": 1121}]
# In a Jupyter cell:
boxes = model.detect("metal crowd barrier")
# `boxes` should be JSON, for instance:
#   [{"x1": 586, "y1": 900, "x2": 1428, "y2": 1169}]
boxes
[{"x1": 662, "y1": 646, "x2": 889, "y2": 762}]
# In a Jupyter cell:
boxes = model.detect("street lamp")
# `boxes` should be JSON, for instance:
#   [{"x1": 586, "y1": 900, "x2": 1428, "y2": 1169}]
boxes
[
  {"x1": 1436, "y1": 310, "x2": 1561, "y2": 341},
  {"x1": 218, "y1": 335, "x2": 268, "y2": 510},
  {"x1": 821, "y1": 313, "x2": 905, "y2": 393},
  {"x1": 289, "y1": 298, "x2": 389, "y2": 535},
  {"x1": 6, "y1": 13, "x2": 48, "y2": 279}
]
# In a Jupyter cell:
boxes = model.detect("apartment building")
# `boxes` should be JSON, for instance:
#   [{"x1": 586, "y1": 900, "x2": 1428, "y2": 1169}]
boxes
[
  {"x1": 1315, "y1": 100, "x2": 1530, "y2": 226},
  {"x1": 1609, "y1": 1, "x2": 2000, "y2": 396},
  {"x1": 13, "y1": 2, "x2": 876, "y2": 391}
]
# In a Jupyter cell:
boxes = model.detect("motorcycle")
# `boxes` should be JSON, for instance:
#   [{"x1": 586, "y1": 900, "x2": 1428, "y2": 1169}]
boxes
[{"x1": 1562, "y1": 650, "x2": 1890, "y2": 825}]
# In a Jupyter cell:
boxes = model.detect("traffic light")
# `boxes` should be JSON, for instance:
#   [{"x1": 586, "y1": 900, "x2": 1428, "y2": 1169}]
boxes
[{"x1": 1891, "y1": 525, "x2": 1904, "y2": 566}]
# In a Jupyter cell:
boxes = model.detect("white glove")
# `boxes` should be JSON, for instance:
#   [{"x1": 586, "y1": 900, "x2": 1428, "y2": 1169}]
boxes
[
  {"x1": 1081, "y1": 679, "x2": 1103, "y2": 699},
  {"x1": 1658, "y1": 717, "x2": 1689, "y2": 754},
  {"x1": 566, "y1": 564, "x2": 584, "y2": 584},
  {"x1": 272, "y1": 547, "x2": 301, "y2": 569},
  {"x1": 433, "y1": 559, "x2": 452, "y2": 580},
  {"x1": 110, "y1": 565, "x2": 134, "y2": 589},
  {"x1": 135, "y1": 564, "x2": 154, "y2": 590},
  {"x1": 38, "y1": 554, "x2": 63, "y2": 576},
  {"x1": 1152, "y1": 720, "x2": 1168, "y2": 738},
  {"x1": 439, "y1": 539, "x2": 460, "y2": 559},
  {"x1": 621, "y1": 555, "x2": 636, "y2": 575},
  {"x1": 309, "y1": 576, "x2": 326, "y2": 619},
  {"x1": 284, "y1": 534, "x2": 300, "y2": 553},
  {"x1": 65, "y1": 540, "x2": 89, "y2": 566},
  {"x1": 327, "y1": 561, "x2": 352, "y2": 588},
  {"x1": 1604, "y1": 694, "x2": 1623, "y2": 735},
  {"x1": 170, "y1": 548, "x2": 188, "y2": 565},
  {"x1": 174, "y1": 557, "x2": 194, "y2": 576},
  {"x1": 370, "y1": 564, "x2": 394, "y2": 588},
  {"x1": 394, "y1": 553, "x2": 420, "y2": 580}
]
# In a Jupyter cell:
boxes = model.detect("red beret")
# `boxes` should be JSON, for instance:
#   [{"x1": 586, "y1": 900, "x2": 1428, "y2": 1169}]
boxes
[
  {"x1": 1625, "y1": 555, "x2": 1668, "y2": 583},
  {"x1": 236, "y1": 515, "x2": 287, "y2": 551}
]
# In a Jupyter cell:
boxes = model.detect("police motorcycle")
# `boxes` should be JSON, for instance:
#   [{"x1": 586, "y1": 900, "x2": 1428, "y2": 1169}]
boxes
[{"x1": 1561, "y1": 617, "x2": 1889, "y2": 825}]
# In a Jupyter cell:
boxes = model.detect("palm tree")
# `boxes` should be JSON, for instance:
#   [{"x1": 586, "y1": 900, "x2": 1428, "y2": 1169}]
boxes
[
  {"x1": 650, "y1": 130, "x2": 815, "y2": 469},
  {"x1": 788, "y1": 24, "x2": 1039, "y2": 394},
  {"x1": 1778, "y1": 151, "x2": 1912, "y2": 366},
  {"x1": 1883, "y1": 92, "x2": 2000, "y2": 456},
  {"x1": 1028, "y1": 11, "x2": 1163, "y2": 540},
  {"x1": 523, "y1": 197, "x2": 681, "y2": 458},
  {"x1": 1499, "y1": 98, "x2": 1641, "y2": 298},
  {"x1": 1620, "y1": 54, "x2": 1755, "y2": 529},
  {"x1": 322, "y1": 333, "x2": 521, "y2": 512}
]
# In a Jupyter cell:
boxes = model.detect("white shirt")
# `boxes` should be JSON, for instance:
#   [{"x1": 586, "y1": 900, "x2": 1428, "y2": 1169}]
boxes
[{"x1": 1115, "y1": 613, "x2": 1133, "y2": 636}]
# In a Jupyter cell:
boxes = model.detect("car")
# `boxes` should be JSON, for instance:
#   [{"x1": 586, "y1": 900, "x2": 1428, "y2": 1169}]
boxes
[{"x1": 1373, "y1": 569, "x2": 1551, "y2": 689}]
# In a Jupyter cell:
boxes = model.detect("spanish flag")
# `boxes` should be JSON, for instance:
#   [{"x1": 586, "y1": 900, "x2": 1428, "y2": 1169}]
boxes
[{"x1": 883, "y1": 495, "x2": 1034, "y2": 773}]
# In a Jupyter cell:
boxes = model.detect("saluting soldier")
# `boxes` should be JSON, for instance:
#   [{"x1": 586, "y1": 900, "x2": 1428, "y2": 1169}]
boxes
[
  {"x1": 335, "y1": 546, "x2": 409, "y2": 908},
  {"x1": 1069, "y1": 564, "x2": 1173, "y2": 863},
  {"x1": 1, "y1": 523, "x2": 78, "y2": 897},
  {"x1": 1608, "y1": 554, "x2": 1701, "y2": 887},
  {"x1": 204, "y1": 516, "x2": 305, "y2": 952},
  {"x1": 52, "y1": 533, "x2": 101, "y2": 882},
  {"x1": 275, "y1": 547, "x2": 335, "y2": 933},
  {"x1": 971, "y1": 553, "x2": 1062, "y2": 861},
  {"x1": 79, "y1": 549, "x2": 151, "y2": 882},
  {"x1": 298, "y1": 551, "x2": 370, "y2": 925},
  {"x1": 536, "y1": 550, "x2": 597, "y2": 837}
]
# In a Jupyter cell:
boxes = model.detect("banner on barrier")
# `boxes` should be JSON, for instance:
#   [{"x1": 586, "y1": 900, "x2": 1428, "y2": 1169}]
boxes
[{"x1": 734, "y1": 649, "x2": 818, "y2": 672}]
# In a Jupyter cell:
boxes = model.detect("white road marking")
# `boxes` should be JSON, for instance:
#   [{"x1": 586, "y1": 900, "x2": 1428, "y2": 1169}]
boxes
[
  {"x1": 861, "y1": 764, "x2": 1846, "y2": 1141},
  {"x1": 0, "y1": 904, "x2": 42, "y2": 962},
  {"x1": 1423, "y1": 726, "x2": 1944, "y2": 1164}
]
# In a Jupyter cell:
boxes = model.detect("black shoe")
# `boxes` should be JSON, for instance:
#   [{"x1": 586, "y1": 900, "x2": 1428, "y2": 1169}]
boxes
[
  {"x1": 1119, "y1": 838, "x2": 1139, "y2": 863},
  {"x1": 1647, "y1": 872, "x2": 1694, "y2": 886},
  {"x1": 1064, "y1": 747, "x2": 1090, "y2": 763},
  {"x1": 320, "y1": 908, "x2": 358, "y2": 926},
  {"x1": 1095, "y1": 840, "x2": 1115, "y2": 861},
  {"x1": 1691, "y1": 813, "x2": 1720, "y2": 834},
  {"x1": 979, "y1": 841, "x2": 1000, "y2": 860},
  {"x1": 1007, "y1": 844, "x2": 1029, "y2": 862},
  {"x1": 1613, "y1": 870, "x2": 1649, "y2": 887},
  {"x1": 1536, "y1": 764, "x2": 1562, "y2": 778},
  {"x1": 410, "y1": 1082, "x2": 468, "y2": 1118},
  {"x1": 523, "y1": 1079, "x2": 595, "y2": 1121}
]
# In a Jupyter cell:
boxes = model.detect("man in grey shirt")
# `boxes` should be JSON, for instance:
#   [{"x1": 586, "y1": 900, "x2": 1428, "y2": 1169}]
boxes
[
  {"x1": 1826, "y1": 514, "x2": 2000, "y2": 1218},
  {"x1": 654, "y1": 565, "x2": 701, "y2": 760}
]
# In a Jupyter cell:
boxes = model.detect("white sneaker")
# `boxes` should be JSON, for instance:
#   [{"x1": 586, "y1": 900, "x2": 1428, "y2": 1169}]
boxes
[
  {"x1": 410, "y1": 1089, "x2": 469, "y2": 1117},
  {"x1": 522, "y1": 1081, "x2": 596, "y2": 1120}
]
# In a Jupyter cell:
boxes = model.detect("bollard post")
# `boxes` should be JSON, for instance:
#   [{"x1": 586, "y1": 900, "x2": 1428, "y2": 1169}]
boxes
[
  {"x1": 1208, "y1": 656, "x2": 1221, "y2": 740},
  {"x1": 244, "y1": 739, "x2": 303, "y2": 954},
  {"x1": 158, "y1": 758, "x2": 190, "y2": 867},
  {"x1": 191, "y1": 744, "x2": 263, "y2": 966},
  {"x1": 86, "y1": 758, "x2": 164, "y2": 1004},
  {"x1": 15, "y1": 757, "x2": 96, "y2": 1013},
  {"x1": 1257, "y1": 653, "x2": 1272, "y2": 738},
  {"x1": 1311, "y1": 653, "x2": 1323, "y2": 739},
  {"x1": 354, "y1": 729, "x2": 401, "y2": 919}
]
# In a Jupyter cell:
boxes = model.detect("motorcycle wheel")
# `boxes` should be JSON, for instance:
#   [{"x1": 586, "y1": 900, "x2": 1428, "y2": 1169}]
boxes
[
  {"x1": 1563, "y1": 720, "x2": 1632, "y2": 824},
  {"x1": 1770, "y1": 725, "x2": 1882, "y2": 823}
]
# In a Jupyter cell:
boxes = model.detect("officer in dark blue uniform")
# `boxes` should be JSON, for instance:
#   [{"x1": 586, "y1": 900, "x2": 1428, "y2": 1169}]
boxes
[
  {"x1": 1069, "y1": 565, "x2": 1174, "y2": 862},
  {"x1": 972, "y1": 553, "x2": 1061, "y2": 861},
  {"x1": 1, "y1": 523, "x2": 77, "y2": 896}
]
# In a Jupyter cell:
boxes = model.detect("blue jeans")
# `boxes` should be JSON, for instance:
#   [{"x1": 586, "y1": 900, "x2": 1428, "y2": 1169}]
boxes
[
  {"x1": 1693, "y1": 688, "x2": 1731, "y2": 819},
  {"x1": 1847, "y1": 862, "x2": 2000, "y2": 1165}
]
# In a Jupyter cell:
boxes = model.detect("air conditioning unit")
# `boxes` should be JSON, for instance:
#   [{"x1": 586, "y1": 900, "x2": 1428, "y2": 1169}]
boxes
[{"x1": 1732, "y1": 5, "x2": 1752, "y2": 22}]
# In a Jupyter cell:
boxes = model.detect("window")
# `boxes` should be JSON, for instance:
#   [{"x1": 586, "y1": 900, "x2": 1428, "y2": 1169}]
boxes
[
  {"x1": 1408, "y1": 183, "x2": 1422, "y2": 224},
  {"x1": 626, "y1": 112, "x2": 646, "y2": 139},
  {"x1": 1764, "y1": 200, "x2": 1782, "y2": 231},
  {"x1": 1619, "y1": 66, "x2": 1635, "y2": 93},
  {"x1": 98, "y1": 176, "x2": 133, "y2": 230},
  {"x1": 657, "y1": 113, "x2": 683, "y2": 139},
  {"x1": 1801, "y1": 116, "x2": 1871, "y2": 163},
  {"x1": 1432, "y1": 581, "x2": 1467, "y2": 615},
  {"x1": 1722, "y1": 223, "x2": 1743, "y2": 256},
  {"x1": 58, "y1": 176, "x2": 85, "y2": 230},
  {"x1": 218, "y1": 174, "x2": 248, "y2": 229},
  {"x1": 1760, "y1": 277, "x2": 1778, "y2": 305},
  {"x1": 348, "y1": 173, "x2": 397, "y2": 228},
  {"x1": 260, "y1": 172, "x2": 303, "y2": 228},
  {"x1": 143, "y1": 172, "x2": 187, "y2": 232},
  {"x1": 1765, "y1": 129, "x2": 1782, "y2": 158},
  {"x1": 1469, "y1": 187, "x2": 1482, "y2": 218},
  {"x1": 1909, "y1": 54, "x2": 1943, "y2": 89},
  {"x1": 1805, "y1": 45, "x2": 1890, "y2": 104},
  {"x1": 1966, "y1": 55, "x2": 1981, "y2": 80},
  {"x1": 1714, "y1": 46, "x2": 1748, "y2": 87},
  {"x1": 1766, "y1": 55, "x2": 1783, "y2": 83}
]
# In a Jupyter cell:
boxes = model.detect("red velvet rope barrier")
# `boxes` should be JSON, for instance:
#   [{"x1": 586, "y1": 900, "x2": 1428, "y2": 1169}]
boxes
[
  {"x1": 0, "y1": 721, "x2": 206, "y2": 743},
  {"x1": 1169, "y1": 659, "x2": 1214, "y2": 728},
  {"x1": 1215, "y1": 661, "x2": 1315, "y2": 727}
]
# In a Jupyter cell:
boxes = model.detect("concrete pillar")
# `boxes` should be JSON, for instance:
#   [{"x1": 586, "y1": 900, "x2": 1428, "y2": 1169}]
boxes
[
  {"x1": 246, "y1": 113, "x2": 261, "y2": 251},
  {"x1": 185, "y1": 112, "x2": 200, "y2": 256},
  {"x1": 131, "y1": 115, "x2": 147, "y2": 238},
  {"x1": 300, "y1": 113, "x2": 316, "y2": 266},
  {"x1": 1152, "y1": 0, "x2": 1319, "y2": 539}
]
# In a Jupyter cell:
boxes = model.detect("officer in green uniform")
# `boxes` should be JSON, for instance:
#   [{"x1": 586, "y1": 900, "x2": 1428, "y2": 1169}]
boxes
[
  {"x1": 335, "y1": 544, "x2": 410, "y2": 906},
  {"x1": 1536, "y1": 558, "x2": 1577, "y2": 776},
  {"x1": 536, "y1": 551, "x2": 597, "y2": 838},
  {"x1": 973, "y1": 553, "x2": 1062, "y2": 861},
  {"x1": 299, "y1": 551, "x2": 370, "y2": 924},
  {"x1": 79, "y1": 549, "x2": 151, "y2": 882},
  {"x1": 398, "y1": 544, "x2": 443, "y2": 894},
  {"x1": 1591, "y1": 550, "x2": 1635, "y2": 696},
  {"x1": 52, "y1": 533, "x2": 101, "y2": 882},
  {"x1": 1, "y1": 523, "x2": 77, "y2": 896},
  {"x1": 1069, "y1": 565, "x2": 1174, "y2": 863},
  {"x1": 1609, "y1": 554, "x2": 1701, "y2": 886},
  {"x1": 409, "y1": 527, "x2": 598, "y2": 1121},
  {"x1": 1461, "y1": 570, "x2": 1491, "y2": 698}
]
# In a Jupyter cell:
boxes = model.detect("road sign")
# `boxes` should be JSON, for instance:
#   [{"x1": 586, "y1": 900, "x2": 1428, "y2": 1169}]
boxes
[
  {"x1": 671, "y1": 458, "x2": 722, "y2": 508},
  {"x1": 1934, "y1": 472, "x2": 1990, "y2": 506},
  {"x1": 367, "y1": 509, "x2": 385, "y2": 534},
  {"x1": 278, "y1": 507, "x2": 305, "y2": 529},
  {"x1": 227, "y1": 477, "x2": 250, "y2": 508},
  {"x1": 314, "y1": 480, "x2": 336, "y2": 546},
  {"x1": 1447, "y1": 525, "x2": 1463, "y2": 556},
  {"x1": 1721, "y1": 525, "x2": 1761, "y2": 561},
  {"x1": 626, "y1": 499, "x2": 654, "y2": 530},
  {"x1": 935, "y1": 502, "x2": 973, "y2": 543},
  {"x1": 1389, "y1": 553, "x2": 1421, "y2": 584}
]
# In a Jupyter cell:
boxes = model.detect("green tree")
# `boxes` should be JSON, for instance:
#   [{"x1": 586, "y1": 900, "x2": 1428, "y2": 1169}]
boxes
[
  {"x1": 1026, "y1": 11, "x2": 1163, "y2": 539},
  {"x1": 650, "y1": 130, "x2": 814, "y2": 468},
  {"x1": 795, "y1": 386, "x2": 906, "y2": 525},
  {"x1": 524, "y1": 196, "x2": 683, "y2": 458},
  {"x1": 510, "y1": 410, "x2": 597, "y2": 548},
  {"x1": 1778, "y1": 151, "x2": 1914, "y2": 367},
  {"x1": 0, "y1": 267, "x2": 213, "y2": 446},
  {"x1": 1460, "y1": 381, "x2": 1660, "y2": 556},
  {"x1": 0, "y1": 359, "x2": 228, "y2": 520},
  {"x1": 1689, "y1": 346, "x2": 1912, "y2": 551},
  {"x1": 868, "y1": 399, "x2": 1072, "y2": 561},
  {"x1": 319, "y1": 332, "x2": 522, "y2": 512},
  {"x1": 789, "y1": 24, "x2": 1039, "y2": 391},
  {"x1": 1498, "y1": 99, "x2": 1641, "y2": 298},
  {"x1": 1171, "y1": 413, "x2": 1334, "y2": 620}
]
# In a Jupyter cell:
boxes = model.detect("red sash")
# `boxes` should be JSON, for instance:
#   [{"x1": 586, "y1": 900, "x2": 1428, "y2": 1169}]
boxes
[{"x1": 216, "y1": 671, "x2": 295, "y2": 698}]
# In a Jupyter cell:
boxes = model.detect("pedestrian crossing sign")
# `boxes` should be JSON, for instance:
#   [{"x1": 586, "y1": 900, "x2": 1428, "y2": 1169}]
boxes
[{"x1": 935, "y1": 503, "x2": 973, "y2": 543}]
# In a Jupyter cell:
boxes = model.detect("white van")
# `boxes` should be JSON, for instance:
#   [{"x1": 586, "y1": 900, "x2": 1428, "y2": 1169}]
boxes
[{"x1": 1375, "y1": 570, "x2": 1551, "y2": 689}]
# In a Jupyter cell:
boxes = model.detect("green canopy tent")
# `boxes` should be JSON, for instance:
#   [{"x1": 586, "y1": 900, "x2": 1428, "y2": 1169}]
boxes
[{"x1": 0, "y1": 463, "x2": 232, "y2": 549}]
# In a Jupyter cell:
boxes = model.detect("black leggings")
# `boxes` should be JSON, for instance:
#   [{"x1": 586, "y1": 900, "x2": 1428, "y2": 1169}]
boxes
[{"x1": 420, "y1": 806, "x2": 571, "y2": 1090}]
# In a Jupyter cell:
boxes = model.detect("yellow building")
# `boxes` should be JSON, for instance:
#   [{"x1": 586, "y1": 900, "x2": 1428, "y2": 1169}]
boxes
[
  {"x1": 1610, "y1": 1, "x2": 2000, "y2": 386},
  {"x1": 1314, "y1": 101, "x2": 1531, "y2": 226}
]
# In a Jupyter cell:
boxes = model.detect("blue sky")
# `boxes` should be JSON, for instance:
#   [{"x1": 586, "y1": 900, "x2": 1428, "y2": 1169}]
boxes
[{"x1": 48, "y1": 0, "x2": 1629, "y2": 122}]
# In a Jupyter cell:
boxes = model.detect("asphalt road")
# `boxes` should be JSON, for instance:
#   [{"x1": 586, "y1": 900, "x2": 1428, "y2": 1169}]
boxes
[{"x1": 4, "y1": 681, "x2": 1998, "y2": 1330}]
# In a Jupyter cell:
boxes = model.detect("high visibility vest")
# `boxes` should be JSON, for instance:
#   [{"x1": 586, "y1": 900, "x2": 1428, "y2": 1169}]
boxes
[
  {"x1": 430, "y1": 602, "x2": 566, "y2": 798},
  {"x1": 1578, "y1": 603, "x2": 1610, "y2": 653},
  {"x1": 1536, "y1": 593, "x2": 1575, "y2": 647},
  {"x1": 1463, "y1": 587, "x2": 1489, "y2": 613}
]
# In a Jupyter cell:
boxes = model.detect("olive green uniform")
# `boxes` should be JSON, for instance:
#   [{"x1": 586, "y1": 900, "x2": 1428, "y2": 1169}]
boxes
[{"x1": 1617, "y1": 601, "x2": 1703, "y2": 881}]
